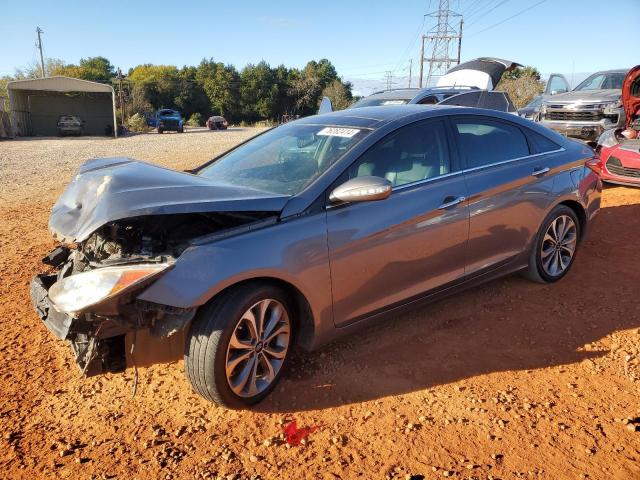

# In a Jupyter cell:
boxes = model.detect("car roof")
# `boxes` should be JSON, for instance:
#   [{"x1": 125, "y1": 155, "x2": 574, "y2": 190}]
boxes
[
  {"x1": 592, "y1": 69, "x2": 629, "y2": 74},
  {"x1": 294, "y1": 104, "x2": 459, "y2": 128}
]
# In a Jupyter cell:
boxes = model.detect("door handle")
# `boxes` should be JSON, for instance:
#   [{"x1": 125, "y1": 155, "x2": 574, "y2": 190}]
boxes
[
  {"x1": 439, "y1": 196, "x2": 466, "y2": 209},
  {"x1": 531, "y1": 167, "x2": 550, "y2": 177}
]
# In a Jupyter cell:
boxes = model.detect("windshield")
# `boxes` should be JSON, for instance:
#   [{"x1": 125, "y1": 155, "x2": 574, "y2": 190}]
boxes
[
  {"x1": 350, "y1": 97, "x2": 411, "y2": 108},
  {"x1": 198, "y1": 123, "x2": 371, "y2": 195},
  {"x1": 574, "y1": 72, "x2": 625, "y2": 91},
  {"x1": 159, "y1": 110, "x2": 179, "y2": 117},
  {"x1": 525, "y1": 96, "x2": 542, "y2": 108}
]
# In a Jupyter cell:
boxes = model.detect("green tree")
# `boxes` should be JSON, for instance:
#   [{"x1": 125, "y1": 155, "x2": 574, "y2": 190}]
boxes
[
  {"x1": 129, "y1": 64, "x2": 180, "y2": 110},
  {"x1": 52, "y1": 56, "x2": 115, "y2": 83},
  {"x1": 197, "y1": 59, "x2": 240, "y2": 121},
  {"x1": 239, "y1": 61, "x2": 278, "y2": 121},
  {"x1": 321, "y1": 79, "x2": 353, "y2": 111}
]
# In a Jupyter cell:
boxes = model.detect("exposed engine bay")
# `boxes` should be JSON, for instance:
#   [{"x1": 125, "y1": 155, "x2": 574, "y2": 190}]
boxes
[{"x1": 32, "y1": 211, "x2": 275, "y2": 377}]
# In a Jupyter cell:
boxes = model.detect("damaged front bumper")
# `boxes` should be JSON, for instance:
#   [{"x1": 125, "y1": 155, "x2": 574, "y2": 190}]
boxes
[
  {"x1": 31, "y1": 251, "x2": 196, "y2": 377},
  {"x1": 31, "y1": 273, "x2": 129, "y2": 376}
]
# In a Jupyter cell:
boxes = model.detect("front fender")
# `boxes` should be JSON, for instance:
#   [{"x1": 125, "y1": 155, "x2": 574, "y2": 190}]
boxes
[{"x1": 137, "y1": 212, "x2": 333, "y2": 342}]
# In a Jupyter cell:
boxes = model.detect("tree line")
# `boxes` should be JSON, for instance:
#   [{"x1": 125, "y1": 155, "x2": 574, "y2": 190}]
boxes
[{"x1": 1, "y1": 56, "x2": 355, "y2": 124}]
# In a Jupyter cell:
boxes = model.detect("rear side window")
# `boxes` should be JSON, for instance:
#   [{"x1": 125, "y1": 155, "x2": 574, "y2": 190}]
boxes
[
  {"x1": 453, "y1": 117, "x2": 529, "y2": 169},
  {"x1": 525, "y1": 129, "x2": 560, "y2": 154}
]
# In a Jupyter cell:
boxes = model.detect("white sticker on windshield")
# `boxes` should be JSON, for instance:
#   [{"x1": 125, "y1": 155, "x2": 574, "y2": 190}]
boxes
[
  {"x1": 317, "y1": 127, "x2": 361, "y2": 138},
  {"x1": 382, "y1": 100, "x2": 406, "y2": 105}
]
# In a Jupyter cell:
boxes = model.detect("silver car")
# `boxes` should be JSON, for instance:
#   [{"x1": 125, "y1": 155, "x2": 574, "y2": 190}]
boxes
[
  {"x1": 540, "y1": 69, "x2": 628, "y2": 142},
  {"x1": 31, "y1": 105, "x2": 601, "y2": 408}
]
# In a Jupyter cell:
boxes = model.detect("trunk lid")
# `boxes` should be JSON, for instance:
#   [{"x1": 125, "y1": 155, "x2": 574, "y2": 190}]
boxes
[
  {"x1": 437, "y1": 57, "x2": 522, "y2": 90},
  {"x1": 622, "y1": 65, "x2": 640, "y2": 128},
  {"x1": 50, "y1": 157, "x2": 289, "y2": 242}
]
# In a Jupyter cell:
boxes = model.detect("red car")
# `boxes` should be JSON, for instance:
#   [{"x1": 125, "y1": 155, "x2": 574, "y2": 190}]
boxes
[
  {"x1": 594, "y1": 65, "x2": 640, "y2": 186},
  {"x1": 206, "y1": 115, "x2": 228, "y2": 130}
]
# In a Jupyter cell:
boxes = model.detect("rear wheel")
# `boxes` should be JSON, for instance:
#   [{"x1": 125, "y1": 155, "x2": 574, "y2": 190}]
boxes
[
  {"x1": 523, "y1": 205, "x2": 580, "y2": 283},
  {"x1": 184, "y1": 283, "x2": 293, "y2": 408},
  {"x1": 157, "y1": 128, "x2": 163, "y2": 134}
]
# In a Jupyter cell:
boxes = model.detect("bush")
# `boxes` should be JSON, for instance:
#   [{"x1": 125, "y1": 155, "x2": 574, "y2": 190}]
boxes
[
  {"x1": 126, "y1": 113, "x2": 152, "y2": 133},
  {"x1": 496, "y1": 75, "x2": 544, "y2": 110},
  {"x1": 186, "y1": 113, "x2": 203, "y2": 127}
]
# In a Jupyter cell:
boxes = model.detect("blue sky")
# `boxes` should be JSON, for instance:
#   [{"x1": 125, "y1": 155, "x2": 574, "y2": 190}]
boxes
[{"x1": 3, "y1": 0, "x2": 637, "y2": 95}]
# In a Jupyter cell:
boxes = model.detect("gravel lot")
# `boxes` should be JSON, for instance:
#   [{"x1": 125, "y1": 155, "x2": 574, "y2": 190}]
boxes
[{"x1": 1, "y1": 129, "x2": 639, "y2": 479}]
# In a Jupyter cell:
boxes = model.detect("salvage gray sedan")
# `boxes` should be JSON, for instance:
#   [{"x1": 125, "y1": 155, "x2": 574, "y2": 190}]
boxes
[{"x1": 31, "y1": 105, "x2": 601, "y2": 408}]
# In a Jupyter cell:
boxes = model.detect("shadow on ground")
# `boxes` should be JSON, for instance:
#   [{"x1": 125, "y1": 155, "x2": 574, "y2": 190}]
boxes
[{"x1": 253, "y1": 202, "x2": 640, "y2": 412}]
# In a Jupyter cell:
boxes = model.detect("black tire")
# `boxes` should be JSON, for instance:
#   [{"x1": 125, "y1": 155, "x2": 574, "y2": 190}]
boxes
[
  {"x1": 178, "y1": 127, "x2": 184, "y2": 133},
  {"x1": 184, "y1": 283, "x2": 294, "y2": 408},
  {"x1": 523, "y1": 205, "x2": 581, "y2": 284},
  {"x1": 157, "y1": 128, "x2": 163, "y2": 134}
]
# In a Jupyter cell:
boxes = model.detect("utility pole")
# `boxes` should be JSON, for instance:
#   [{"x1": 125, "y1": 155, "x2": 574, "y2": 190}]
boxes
[
  {"x1": 116, "y1": 68, "x2": 125, "y2": 126},
  {"x1": 418, "y1": 0, "x2": 463, "y2": 87},
  {"x1": 457, "y1": 18, "x2": 463, "y2": 64},
  {"x1": 408, "y1": 59, "x2": 413, "y2": 88},
  {"x1": 36, "y1": 27, "x2": 45, "y2": 77}
]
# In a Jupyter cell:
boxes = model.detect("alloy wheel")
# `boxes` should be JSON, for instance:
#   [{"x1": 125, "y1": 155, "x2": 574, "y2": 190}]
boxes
[
  {"x1": 540, "y1": 214, "x2": 577, "y2": 277},
  {"x1": 225, "y1": 299, "x2": 291, "y2": 398}
]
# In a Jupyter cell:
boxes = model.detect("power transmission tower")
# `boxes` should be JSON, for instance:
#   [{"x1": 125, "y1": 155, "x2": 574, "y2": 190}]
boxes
[
  {"x1": 418, "y1": 0, "x2": 463, "y2": 87},
  {"x1": 384, "y1": 71, "x2": 393, "y2": 90},
  {"x1": 36, "y1": 27, "x2": 45, "y2": 77}
]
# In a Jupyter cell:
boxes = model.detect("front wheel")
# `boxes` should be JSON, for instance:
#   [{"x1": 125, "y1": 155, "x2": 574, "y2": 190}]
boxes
[
  {"x1": 523, "y1": 205, "x2": 580, "y2": 283},
  {"x1": 184, "y1": 283, "x2": 293, "y2": 408}
]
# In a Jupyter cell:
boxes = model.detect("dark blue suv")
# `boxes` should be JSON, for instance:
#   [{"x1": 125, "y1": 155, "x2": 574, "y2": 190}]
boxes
[{"x1": 156, "y1": 109, "x2": 184, "y2": 134}]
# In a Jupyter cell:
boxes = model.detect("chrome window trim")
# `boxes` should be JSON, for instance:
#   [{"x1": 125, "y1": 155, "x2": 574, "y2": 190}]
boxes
[
  {"x1": 392, "y1": 170, "x2": 463, "y2": 192},
  {"x1": 461, "y1": 147, "x2": 565, "y2": 174}
]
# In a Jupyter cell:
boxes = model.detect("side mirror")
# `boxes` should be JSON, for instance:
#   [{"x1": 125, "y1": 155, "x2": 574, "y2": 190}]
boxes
[{"x1": 329, "y1": 176, "x2": 392, "y2": 204}]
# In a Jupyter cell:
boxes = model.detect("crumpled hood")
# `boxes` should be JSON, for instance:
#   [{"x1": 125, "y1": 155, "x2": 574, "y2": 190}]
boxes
[
  {"x1": 50, "y1": 157, "x2": 289, "y2": 242},
  {"x1": 547, "y1": 89, "x2": 621, "y2": 104}
]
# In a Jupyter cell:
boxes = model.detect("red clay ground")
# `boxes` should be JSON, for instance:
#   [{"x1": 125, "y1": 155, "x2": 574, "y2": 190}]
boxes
[{"x1": 1, "y1": 131, "x2": 639, "y2": 480}]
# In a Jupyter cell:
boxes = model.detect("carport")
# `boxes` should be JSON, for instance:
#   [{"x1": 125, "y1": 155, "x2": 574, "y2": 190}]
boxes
[{"x1": 8, "y1": 76, "x2": 117, "y2": 137}]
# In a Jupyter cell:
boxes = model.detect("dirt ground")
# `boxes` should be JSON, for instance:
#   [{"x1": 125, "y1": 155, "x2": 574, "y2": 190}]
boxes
[{"x1": 0, "y1": 129, "x2": 639, "y2": 480}]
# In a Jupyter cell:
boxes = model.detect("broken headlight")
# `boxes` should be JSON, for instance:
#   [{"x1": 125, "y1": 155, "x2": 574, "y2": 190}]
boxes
[
  {"x1": 596, "y1": 129, "x2": 619, "y2": 149},
  {"x1": 49, "y1": 264, "x2": 170, "y2": 315}
]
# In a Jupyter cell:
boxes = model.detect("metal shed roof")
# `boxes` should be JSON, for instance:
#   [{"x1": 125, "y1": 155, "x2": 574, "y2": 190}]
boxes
[{"x1": 8, "y1": 76, "x2": 114, "y2": 93}]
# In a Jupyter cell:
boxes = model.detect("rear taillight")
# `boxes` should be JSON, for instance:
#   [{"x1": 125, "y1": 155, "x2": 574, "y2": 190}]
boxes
[{"x1": 585, "y1": 157, "x2": 602, "y2": 173}]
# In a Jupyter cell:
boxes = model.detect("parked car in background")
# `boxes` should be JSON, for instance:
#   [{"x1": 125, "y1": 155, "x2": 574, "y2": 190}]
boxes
[
  {"x1": 540, "y1": 69, "x2": 628, "y2": 142},
  {"x1": 518, "y1": 95, "x2": 543, "y2": 120},
  {"x1": 206, "y1": 115, "x2": 228, "y2": 130},
  {"x1": 156, "y1": 109, "x2": 184, "y2": 133},
  {"x1": 594, "y1": 65, "x2": 640, "y2": 186},
  {"x1": 57, "y1": 115, "x2": 83, "y2": 136},
  {"x1": 32, "y1": 105, "x2": 600, "y2": 408},
  {"x1": 144, "y1": 112, "x2": 158, "y2": 128},
  {"x1": 349, "y1": 57, "x2": 520, "y2": 113}
]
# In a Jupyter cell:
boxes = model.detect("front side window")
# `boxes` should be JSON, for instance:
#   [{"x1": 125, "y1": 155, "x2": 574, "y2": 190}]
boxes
[
  {"x1": 199, "y1": 124, "x2": 370, "y2": 195},
  {"x1": 454, "y1": 117, "x2": 529, "y2": 169},
  {"x1": 348, "y1": 120, "x2": 451, "y2": 188}
]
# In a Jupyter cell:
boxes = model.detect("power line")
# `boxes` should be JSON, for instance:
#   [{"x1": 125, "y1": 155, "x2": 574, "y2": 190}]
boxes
[
  {"x1": 467, "y1": 0, "x2": 548, "y2": 36},
  {"x1": 465, "y1": 0, "x2": 510, "y2": 28}
]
